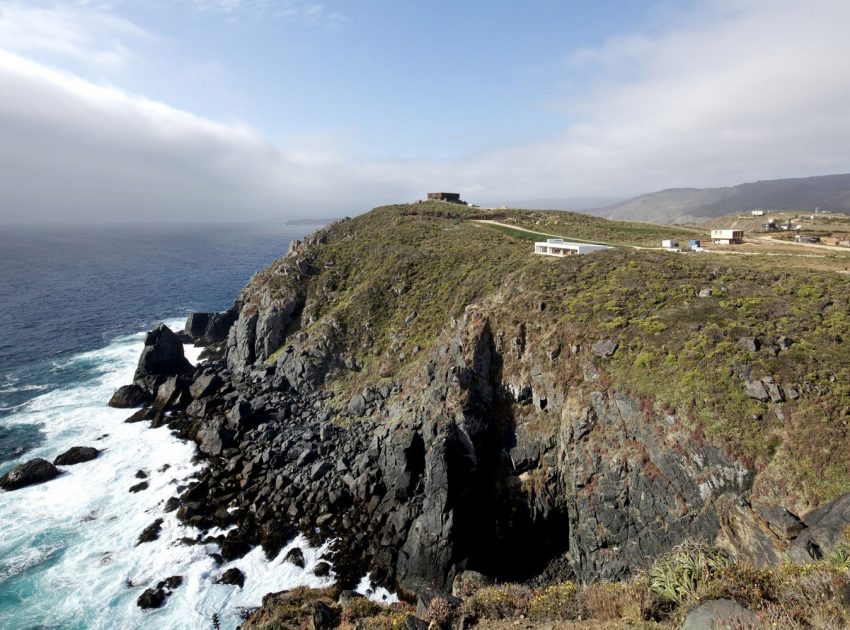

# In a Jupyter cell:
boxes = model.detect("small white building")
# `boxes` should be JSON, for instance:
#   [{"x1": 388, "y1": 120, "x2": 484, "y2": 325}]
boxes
[
  {"x1": 662, "y1": 239, "x2": 679, "y2": 249},
  {"x1": 533, "y1": 238, "x2": 610, "y2": 256},
  {"x1": 751, "y1": 210, "x2": 765, "y2": 216},
  {"x1": 711, "y1": 229, "x2": 744, "y2": 245}
]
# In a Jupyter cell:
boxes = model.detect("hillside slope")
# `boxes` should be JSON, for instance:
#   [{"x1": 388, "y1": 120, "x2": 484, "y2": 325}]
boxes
[
  {"x1": 119, "y1": 202, "x2": 850, "y2": 610},
  {"x1": 592, "y1": 173, "x2": 850, "y2": 223}
]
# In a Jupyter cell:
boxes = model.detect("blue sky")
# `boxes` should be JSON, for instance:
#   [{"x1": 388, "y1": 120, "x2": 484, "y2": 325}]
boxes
[{"x1": 2, "y1": 0, "x2": 850, "y2": 221}]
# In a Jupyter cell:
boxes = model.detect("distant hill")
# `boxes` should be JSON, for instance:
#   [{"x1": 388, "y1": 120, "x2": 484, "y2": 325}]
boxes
[{"x1": 589, "y1": 173, "x2": 850, "y2": 223}]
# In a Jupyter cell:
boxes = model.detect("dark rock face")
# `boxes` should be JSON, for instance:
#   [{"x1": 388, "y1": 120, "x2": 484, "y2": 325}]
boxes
[
  {"x1": 0, "y1": 458, "x2": 60, "y2": 491},
  {"x1": 136, "y1": 588, "x2": 165, "y2": 609},
  {"x1": 53, "y1": 446, "x2": 99, "y2": 466},
  {"x1": 108, "y1": 384, "x2": 150, "y2": 408},
  {"x1": 311, "y1": 601, "x2": 338, "y2": 630},
  {"x1": 185, "y1": 308, "x2": 236, "y2": 345},
  {"x1": 137, "y1": 519, "x2": 163, "y2": 545},
  {"x1": 217, "y1": 567, "x2": 245, "y2": 587},
  {"x1": 788, "y1": 493, "x2": 850, "y2": 562},
  {"x1": 136, "y1": 576, "x2": 183, "y2": 609},
  {"x1": 134, "y1": 323, "x2": 193, "y2": 385}
]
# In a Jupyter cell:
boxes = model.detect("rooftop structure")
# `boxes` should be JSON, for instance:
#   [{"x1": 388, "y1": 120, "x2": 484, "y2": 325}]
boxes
[
  {"x1": 710, "y1": 229, "x2": 744, "y2": 245},
  {"x1": 427, "y1": 192, "x2": 464, "y2": 204},
  {"x1": 533, "y1": 238, "x2": 610, "y2": 257}
]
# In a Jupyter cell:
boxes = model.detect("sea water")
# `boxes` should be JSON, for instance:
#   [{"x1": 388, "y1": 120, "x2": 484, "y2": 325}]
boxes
[{"x1": 0, "y1": 224, "x2": 351, "y2": 629}]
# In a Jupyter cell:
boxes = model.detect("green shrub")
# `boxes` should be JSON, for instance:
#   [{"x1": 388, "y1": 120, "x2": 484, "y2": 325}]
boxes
[
  {"x1": 527, "y1": 582, "x2": 578, "y2": 620},
  {"x1": 650, "y1": 542, "x2": 730, "y2": 607}
]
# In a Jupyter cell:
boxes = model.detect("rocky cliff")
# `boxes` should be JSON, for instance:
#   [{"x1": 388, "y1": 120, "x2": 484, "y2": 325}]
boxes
[{"x1": 114, "y1": 202, "x2": 850, "y2": 605}]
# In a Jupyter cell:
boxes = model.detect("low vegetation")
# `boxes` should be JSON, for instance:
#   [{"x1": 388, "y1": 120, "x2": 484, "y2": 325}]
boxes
[
  {"x1": 249, "y1": 202, "x2": 850, "y2": 508},
  {"x1": 241, "y1": 542, "x2": 850, "y2": 629}
]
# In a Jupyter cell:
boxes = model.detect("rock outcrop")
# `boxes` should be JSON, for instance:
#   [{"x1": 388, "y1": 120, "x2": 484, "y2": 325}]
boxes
[
  {"x1": 53, "y1": 446, "x2": 99, "y2": 466},
  {"x1": 1, "y1": 458, "x2": 60, "y2": 491}
]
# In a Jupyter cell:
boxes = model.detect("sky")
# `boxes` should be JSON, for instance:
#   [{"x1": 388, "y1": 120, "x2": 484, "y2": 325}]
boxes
[{"x1": 1, "y1": 0, "x2": 850, "y2": 222}]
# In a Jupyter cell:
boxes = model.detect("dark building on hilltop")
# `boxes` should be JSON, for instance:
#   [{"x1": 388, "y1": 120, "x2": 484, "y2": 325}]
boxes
[{"x1": 427, "y1": 192, "x2": 464, "y2": 204}]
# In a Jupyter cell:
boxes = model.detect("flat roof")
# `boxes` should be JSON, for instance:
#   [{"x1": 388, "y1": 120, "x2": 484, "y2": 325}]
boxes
[{"x1": 535, "y1": 240, "x2": 610, "y2": 249}]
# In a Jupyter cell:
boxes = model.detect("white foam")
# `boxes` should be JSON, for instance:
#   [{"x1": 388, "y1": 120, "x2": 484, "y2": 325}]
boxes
[
  {"x1": 355, "y1": 574, "x2": 400, "y2": 604},
  {"x1": 0, "y1": 317, "x2": 332, "y2": 630}
]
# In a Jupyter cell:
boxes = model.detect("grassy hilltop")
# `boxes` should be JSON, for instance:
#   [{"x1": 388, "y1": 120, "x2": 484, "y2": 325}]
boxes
[{"x1": 249, "y1": 201, "x2": 850, "y2": 509}]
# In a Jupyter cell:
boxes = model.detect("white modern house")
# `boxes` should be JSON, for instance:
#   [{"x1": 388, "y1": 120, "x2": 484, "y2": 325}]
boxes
[
  {"x1": 751, "y1": 210, "x2": 765, "y2": 216},
  {"x1": 662, "y1": 239, "x2": 679, "y2": 249},
  {"x1": 711, "y1": 229, "x2": 744, "y2": 245},
  {"x1": 533, "y1": 238, "x2": 610, "y2": 256}
]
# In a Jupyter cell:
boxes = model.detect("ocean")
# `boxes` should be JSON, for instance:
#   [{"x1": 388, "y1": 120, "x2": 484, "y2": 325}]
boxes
[{"x1": 0, "y1": 223, "x2": 343, "y2": 629}]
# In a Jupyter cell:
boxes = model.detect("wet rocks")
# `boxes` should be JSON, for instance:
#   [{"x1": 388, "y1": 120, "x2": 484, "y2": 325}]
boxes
[
  {"x1": 284, "y1": 547, "x2": 306, "y2": 568},
  {"x1": 314, "y1": 561, "x2": 331, "y2": 577},
  {"x1": 0, "y1": 458, "x2": 60, "y2": 491},
  {"x1": 136, "y1": 576, "x2": 183, "y2": 609},
  {"x1": 136, "y1": 519, "x2": 164, "y2": 545},
  {"x1": 134, "y1": 323, "x2": 194, "y2": 384},
  {"x1": 217, "y1": 567, "x2": 245, "y2": 587},
  {"x1": 136, "y1": 588, "x2": 165, "y2": 609},
  {"x1": 53, "y1": 446, "x2": 99, "y2": 466},
  {"x1": 108, "y1": 384, "x2": 150, "y2": 408},
  {"x1": 129, "y1": 481, "x2": 149, "y2": 493}
]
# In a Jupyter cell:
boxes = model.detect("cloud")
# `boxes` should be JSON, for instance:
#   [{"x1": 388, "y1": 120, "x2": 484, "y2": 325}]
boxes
[
  {"x1": 190, "y1": 0, "x2": 348, "y2": 27},
  {"x1": 0, "y1": 2, "x2": 146, "y2": 70},
  {"x1": 0, "y1": 49, "x2": 410, "y2": 222},
  {"x1": 3, "y1": 0, "x2": 850, "y2": 223},
  {"x1": 408, "y1": 0, "x2": 850, "y2": 206}
]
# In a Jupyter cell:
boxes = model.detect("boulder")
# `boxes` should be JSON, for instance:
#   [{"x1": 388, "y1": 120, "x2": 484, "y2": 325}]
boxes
[
  {"x1": 313, "y1": 561, "x2": 331, "y2": 577},
  {"x1": 451, "y1": 570, "x2": 491, "y2": 598},
  {"x1": 738, "y1": 336, "x2": 760, "y2": 352},
  {"x1": 129, "y1": 481, "x2": 149, "y2": 493},
  {"x1": 217, "y1": 567, "x2": 245, "y2": 587},
  {"x1": 682, "y1": 599, "x2": 757, "y2": 629},
  {"x1": 285, "y1": 547, "x2": 306, "y2": 568},
  {"x1": 311, "y1": 601, "x2": 338, "y2": 630},
  {"x1": 137, "y1": 588, "x2": 165, "y2": 609},
  {"x1": 744, "y1": 379, "x2": 770, "y2": 402},
  {"x1": 347, "y1": 394, "x2": 367, "y2": 417},
  {"x1": 591, "y1": 339, "x2": 618, "y2": 358},
  {"x1": 227, "y1": 399, "x2": 253, "y2": 428},
  {"x1": 134, "y1": 323, "x2": 193, "y2": 383},
  {"x1": 788, "y1": 492, "x2": 850, "y2": 562},
  {"x1": 53, "y1": 446, "x2": 99, "y2": 466},
  {"x1": 189, "y1": 373, "x2": 222, "y2": 400},
  {"x1": 136, "y1": 519, "x2": 163, "y2": 545},
  {"x1": 136, "y1": 576, "x2": 182, "y2": 610},
  {"x1": 0, "y1": 458, "x2": 60, "y2": 491},
  {"x1": 752, "y1": 502, "x2": 804, "y2": 539},
  {"x1": 108, "y1": 384, "x2": 150, "y2": 408}
]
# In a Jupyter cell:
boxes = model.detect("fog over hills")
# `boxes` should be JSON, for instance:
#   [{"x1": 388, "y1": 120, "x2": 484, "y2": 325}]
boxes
[{"x1": 587, "y1": 173, "x2": 850, "y2": 223}]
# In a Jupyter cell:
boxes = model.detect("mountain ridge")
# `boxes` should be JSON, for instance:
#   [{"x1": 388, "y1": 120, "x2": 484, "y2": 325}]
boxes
[{"x1": 589, "y1": 173, "x2": 850, "y2": 223}]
